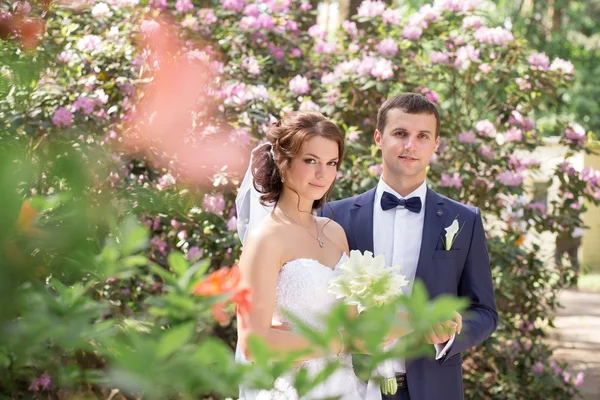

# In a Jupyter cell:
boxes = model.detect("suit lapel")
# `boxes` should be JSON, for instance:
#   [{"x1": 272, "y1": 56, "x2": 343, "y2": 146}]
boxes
[
  {"x1": 415, "y1": 188, "x2": 447, "y2": 288},
  {"x1": 350, "y1": 188, "x2": 376, "y2": 254}
]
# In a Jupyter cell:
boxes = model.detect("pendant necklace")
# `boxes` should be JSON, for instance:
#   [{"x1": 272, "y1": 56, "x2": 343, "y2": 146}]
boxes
[{"x1": 279, "y1": 207, "x2": 325, "y2": 248}]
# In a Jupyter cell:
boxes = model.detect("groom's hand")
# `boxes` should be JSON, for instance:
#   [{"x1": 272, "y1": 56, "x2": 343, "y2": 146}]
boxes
[{"x1": 424, "y1": 312, "x2": 462, "y2": 344}]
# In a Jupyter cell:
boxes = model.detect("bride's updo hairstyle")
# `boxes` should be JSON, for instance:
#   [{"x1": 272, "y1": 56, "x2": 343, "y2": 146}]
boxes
[{"x1": 252, "y1": 111, "x2": 344, "y2": 210}]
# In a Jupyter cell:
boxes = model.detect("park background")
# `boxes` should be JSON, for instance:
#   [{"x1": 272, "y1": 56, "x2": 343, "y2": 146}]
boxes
[{"x1": 1, "y1": 0, "x2": 600, "y2": 399}]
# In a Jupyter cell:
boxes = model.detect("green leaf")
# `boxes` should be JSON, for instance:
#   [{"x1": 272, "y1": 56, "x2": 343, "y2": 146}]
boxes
[
  {"x1": 168, "y1": 252, "x2": 189, "y2": 277},
  {"x1": 157, "y1": 322, "x2": 194, "y2": 360},
  {"x1": 120, "y1": 217, "x2": 149, "y2": 255},
  {"x1": 122, "y1": 255, "x2": 148, "y2": 268}
]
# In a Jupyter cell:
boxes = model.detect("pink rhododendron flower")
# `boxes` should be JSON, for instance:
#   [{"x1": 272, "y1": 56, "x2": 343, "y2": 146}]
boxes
[
  {"x1": 150, "y1": 0, "x2": 168, "y2": 10},
  {"x1": 347, "y1": 132, "x2": 360, "y2": 141},
  {"x1": 151, "y1": 236, "x2": 167, "y2": 254},
  {"x1": 198, "y1": 9, "x2": 217, "y2": 24},
  {"x1": 57, "y1": 51, "x2": 72, "y2": 64},
  {"x1": 140, "y1": 19, "x2": 160, "y2": 35},
  {"x1": 564, "y1": 122, "x2": 586, "y2": 146},
  {"x1": 156, "y1": 173, "x2": 176, "y2": 190},
  {"x1": 402, "y1": 25, "x2": 423, "y2": 40},
  {"x1": 474, "y1": 26, "x2": 514, "y2": 47},
  {"x1": 203, "y1": 193, "x2": 225, "y2": 214},
  {"x1": 91, "y1": 2, "x2": 113, "y2": 18},
  {"x1": 416, "y1": 87, "x2": 439, "y2": 104},
  {"x1": 342, "y1": 20, "x2": 358, "y2": 36},
  {"x1": 527, "y1": 202, "x2": 546, "y2": 214},
  {"x1": 455, "y1": 44, "x2": 480, "y2": 68},
  {"x1": 300, "y1": 1, "x2": 312, "y2": 11},
  {"x1": 573, "y1": 372, "x2": 584, "y2": 388},
  {"x1": 308, "y1": 24, "x2": 326, "y2": 39},
  {"x1": 243, "y1": 3, "x2": 260, "y2": 17},
  {"x1": 479, "y1": 144, "x2": 494, "y2": 158},
  {"x1": 458, "y1": 131, "x2": 477, "y2": 143},
  {"x1": 227, "y1": 216, "x2": 237, "y2": 232},
  {"x1": 430, "y1": 51, "x2": 450, "y2": 64},
  {"x1": 72, "y1": 96, "x2": 95, "y2": 115},
  {"x1": 549, "y1": 57, "x2": 574, "y2": 75},
  {"x1": 315, "y1": 41, "x2": 337, "y2": 54},
  {"x1": 382, "y1": 8, "x2": 401, "y2": 24},
  {"x1": 370, "y1": 58, "x2": 394, "y2": 79},
  {"x1": 267, "y1": 43, "x2": 284, "y2": 59},
  {"x1": 76, "y1": 35, "x2": 103, "y2": 52},
  {"x1": 475, "y1": 119, "x2": 496, "y2": 137},
  {"x1": 497, "y1": 171, "x2": 523, "y2": 186},
  {"x1": 440, "y1": 172, "x2": 462, "y2": 189},
  {"x1": 478, "y1": 63, "x2": 492, "y2": 73},
  {"x1": 463, "y1": 15, "x2": 483, "y2": 30},
  {"x1": 375, "y1": 37, "x2": 398, "y2": 56},
  {"x1": 52, "y1": 107, "x2": 73, "y2": 127},
  {"x1": 528, "y1": 52, "x2": 550, "y2": 71},
  {"x1": 508, "y1": 110, "x2": 534, "y2": 131},
  {"x1": 221, "y1": 0, "x2": 245, "y2": 12},
  {"x1": 433, "y1": 0, "x2": 481, "y2": 12},
  {"x1": 504, "y1": 127, "x2": 523, "y2": 142},
  {"x1": 12, "y1": 1, "x2": 31, "y2": 13},
  {"x1": 417, "y1": 4, "x2": 441, "y2": 23},
  {"x1": 368, "y1": 164, "x2": 383, "y2": 176},
  {"x1": 289, "y1": 75, "x2": 310, "y2": 94},
  {"x1": 28, "y1": 373, "x2": 51, "y2": 392},
  {"x1": 181, "y1": 15, "x2": 200, "y2": 31},
  {"x1": 230, "y1": 128, "x2": 252, "y2": 147},
  {"x1": 187, "y1": 246, "x2": 203, "y2": 261},
  {"x1": 242, "y1": 55, "x2": 260, "y2": 75},
  {"x1": 581, "y1": 167, "x2": 600, "y2": 186},
  {"x1": 357, "y1": 0, "x2": 386, "y2": 18}
]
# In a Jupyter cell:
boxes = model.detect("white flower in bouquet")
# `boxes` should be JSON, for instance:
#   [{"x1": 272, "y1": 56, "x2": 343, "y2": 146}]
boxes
[
  {"x1": 328, "y1": 250, "x2": 409, "y2": 395},
  {"x1": 328, "y1": 250, "x2": 408, "y2": 312}
]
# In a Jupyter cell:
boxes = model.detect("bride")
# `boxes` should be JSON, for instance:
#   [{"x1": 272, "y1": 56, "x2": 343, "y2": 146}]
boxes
[{"x1": 234, "y1": 111, "x2": 365, "y2": 399}]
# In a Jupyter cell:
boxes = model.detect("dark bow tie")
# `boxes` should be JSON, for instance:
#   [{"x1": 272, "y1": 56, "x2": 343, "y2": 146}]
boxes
[{"x1": 380, "y1": 191, "x2": 422, "y2": 213}]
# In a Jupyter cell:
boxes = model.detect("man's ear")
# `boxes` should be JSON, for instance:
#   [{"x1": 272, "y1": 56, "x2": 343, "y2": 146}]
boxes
[
  {"x1": 374, "y1": 129, "x2": 383, "y2": 149},
  {"x1": 434, "y1": 136, "x2": 439, "y2": 152}
]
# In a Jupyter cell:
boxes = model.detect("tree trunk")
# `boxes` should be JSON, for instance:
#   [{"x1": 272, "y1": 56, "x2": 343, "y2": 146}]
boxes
[
  {"x1": 551, "y1": 0, "x2": 567, "y2": 31},
  {"x1": 338, "y1": 0, "x2": 351, "y2": 26}
]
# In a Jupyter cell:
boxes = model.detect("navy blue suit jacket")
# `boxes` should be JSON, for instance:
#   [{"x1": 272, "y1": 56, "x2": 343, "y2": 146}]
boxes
[{"x1": 320, "y1": 187, "x2": 497, "y2": 400}]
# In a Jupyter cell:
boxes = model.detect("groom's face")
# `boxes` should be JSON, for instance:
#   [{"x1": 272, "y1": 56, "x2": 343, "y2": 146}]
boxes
[{"x1": 374, "y1": 108, "x2": 438, "y2": 184}]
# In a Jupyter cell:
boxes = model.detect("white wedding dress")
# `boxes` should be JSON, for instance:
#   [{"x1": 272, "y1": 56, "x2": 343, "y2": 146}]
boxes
[{"x1": 236, "y1": 253, "x2": 366, "y2": 400}]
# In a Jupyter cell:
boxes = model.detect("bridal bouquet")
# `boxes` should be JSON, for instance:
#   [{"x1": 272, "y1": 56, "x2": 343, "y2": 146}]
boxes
[{"x1": 328, "y1": 250, "x2": 409, "y2": 395}]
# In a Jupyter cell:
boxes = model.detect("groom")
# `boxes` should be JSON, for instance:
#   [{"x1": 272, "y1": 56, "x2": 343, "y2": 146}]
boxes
[{"x1": 321, "y1": 93, "x2": 497, "y2": 400}]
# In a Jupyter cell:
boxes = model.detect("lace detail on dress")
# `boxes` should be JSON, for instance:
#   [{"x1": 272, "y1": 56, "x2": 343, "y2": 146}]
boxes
[{"x1": 242, "y1": 254, "x2": 365, "y2": 400}]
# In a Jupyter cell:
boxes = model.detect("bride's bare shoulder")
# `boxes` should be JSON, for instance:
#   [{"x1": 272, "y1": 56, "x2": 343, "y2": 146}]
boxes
[{"x1": 241, "y1": 214, "x2": 287, "y2": 250}]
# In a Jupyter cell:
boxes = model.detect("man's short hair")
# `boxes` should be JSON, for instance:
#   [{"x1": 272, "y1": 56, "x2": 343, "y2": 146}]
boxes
[{"x1": 376, "y1": 93, "x2": 441, "y2": 138}]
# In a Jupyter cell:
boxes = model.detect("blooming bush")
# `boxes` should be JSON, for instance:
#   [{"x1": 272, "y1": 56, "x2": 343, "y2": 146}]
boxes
[{"x1": 1, "y1": 0, "x2": 599, "y2": 398}]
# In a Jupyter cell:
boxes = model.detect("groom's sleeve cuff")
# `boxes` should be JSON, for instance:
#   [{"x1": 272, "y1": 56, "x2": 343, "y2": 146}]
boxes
[{"x1": 434, "y1": 335, "x2": 455, "y2": 360}]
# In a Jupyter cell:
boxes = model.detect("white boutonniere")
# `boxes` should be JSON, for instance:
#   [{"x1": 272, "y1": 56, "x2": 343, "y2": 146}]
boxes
[{"x1": 442, "y1": 217, "x2": 464, "y2": 250}]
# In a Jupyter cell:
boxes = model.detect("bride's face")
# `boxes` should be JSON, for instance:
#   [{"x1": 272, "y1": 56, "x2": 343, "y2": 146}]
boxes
[{"x1": 283, "y1": 136, "x2": 340, "y2": 201}]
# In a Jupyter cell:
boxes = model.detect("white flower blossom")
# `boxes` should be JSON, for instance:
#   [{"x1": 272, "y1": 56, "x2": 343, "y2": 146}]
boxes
[{"x1": 328, "y1": 250, "x2": 408, "y2": 313}]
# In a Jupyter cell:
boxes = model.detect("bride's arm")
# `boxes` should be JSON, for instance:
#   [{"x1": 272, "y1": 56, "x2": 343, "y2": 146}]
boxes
[{"x1": 237, "y1": 228, "x2": 341, "y2": 362}]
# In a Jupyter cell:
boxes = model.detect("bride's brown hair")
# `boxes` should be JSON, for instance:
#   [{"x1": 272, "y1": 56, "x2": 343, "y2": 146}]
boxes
[{"x1": 252, "y1": 111, "x2": 344, "y2": 210}]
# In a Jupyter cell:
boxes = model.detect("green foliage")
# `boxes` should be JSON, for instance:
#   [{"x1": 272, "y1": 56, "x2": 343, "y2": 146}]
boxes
[{"x1": 1, "y1": 0, "x2": 598, "y2": 398}]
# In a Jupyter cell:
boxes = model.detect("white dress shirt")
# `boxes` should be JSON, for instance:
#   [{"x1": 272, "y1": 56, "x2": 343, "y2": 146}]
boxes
[{"x1": 372, "y1": 178, "x2": 453, "y2": 372}]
